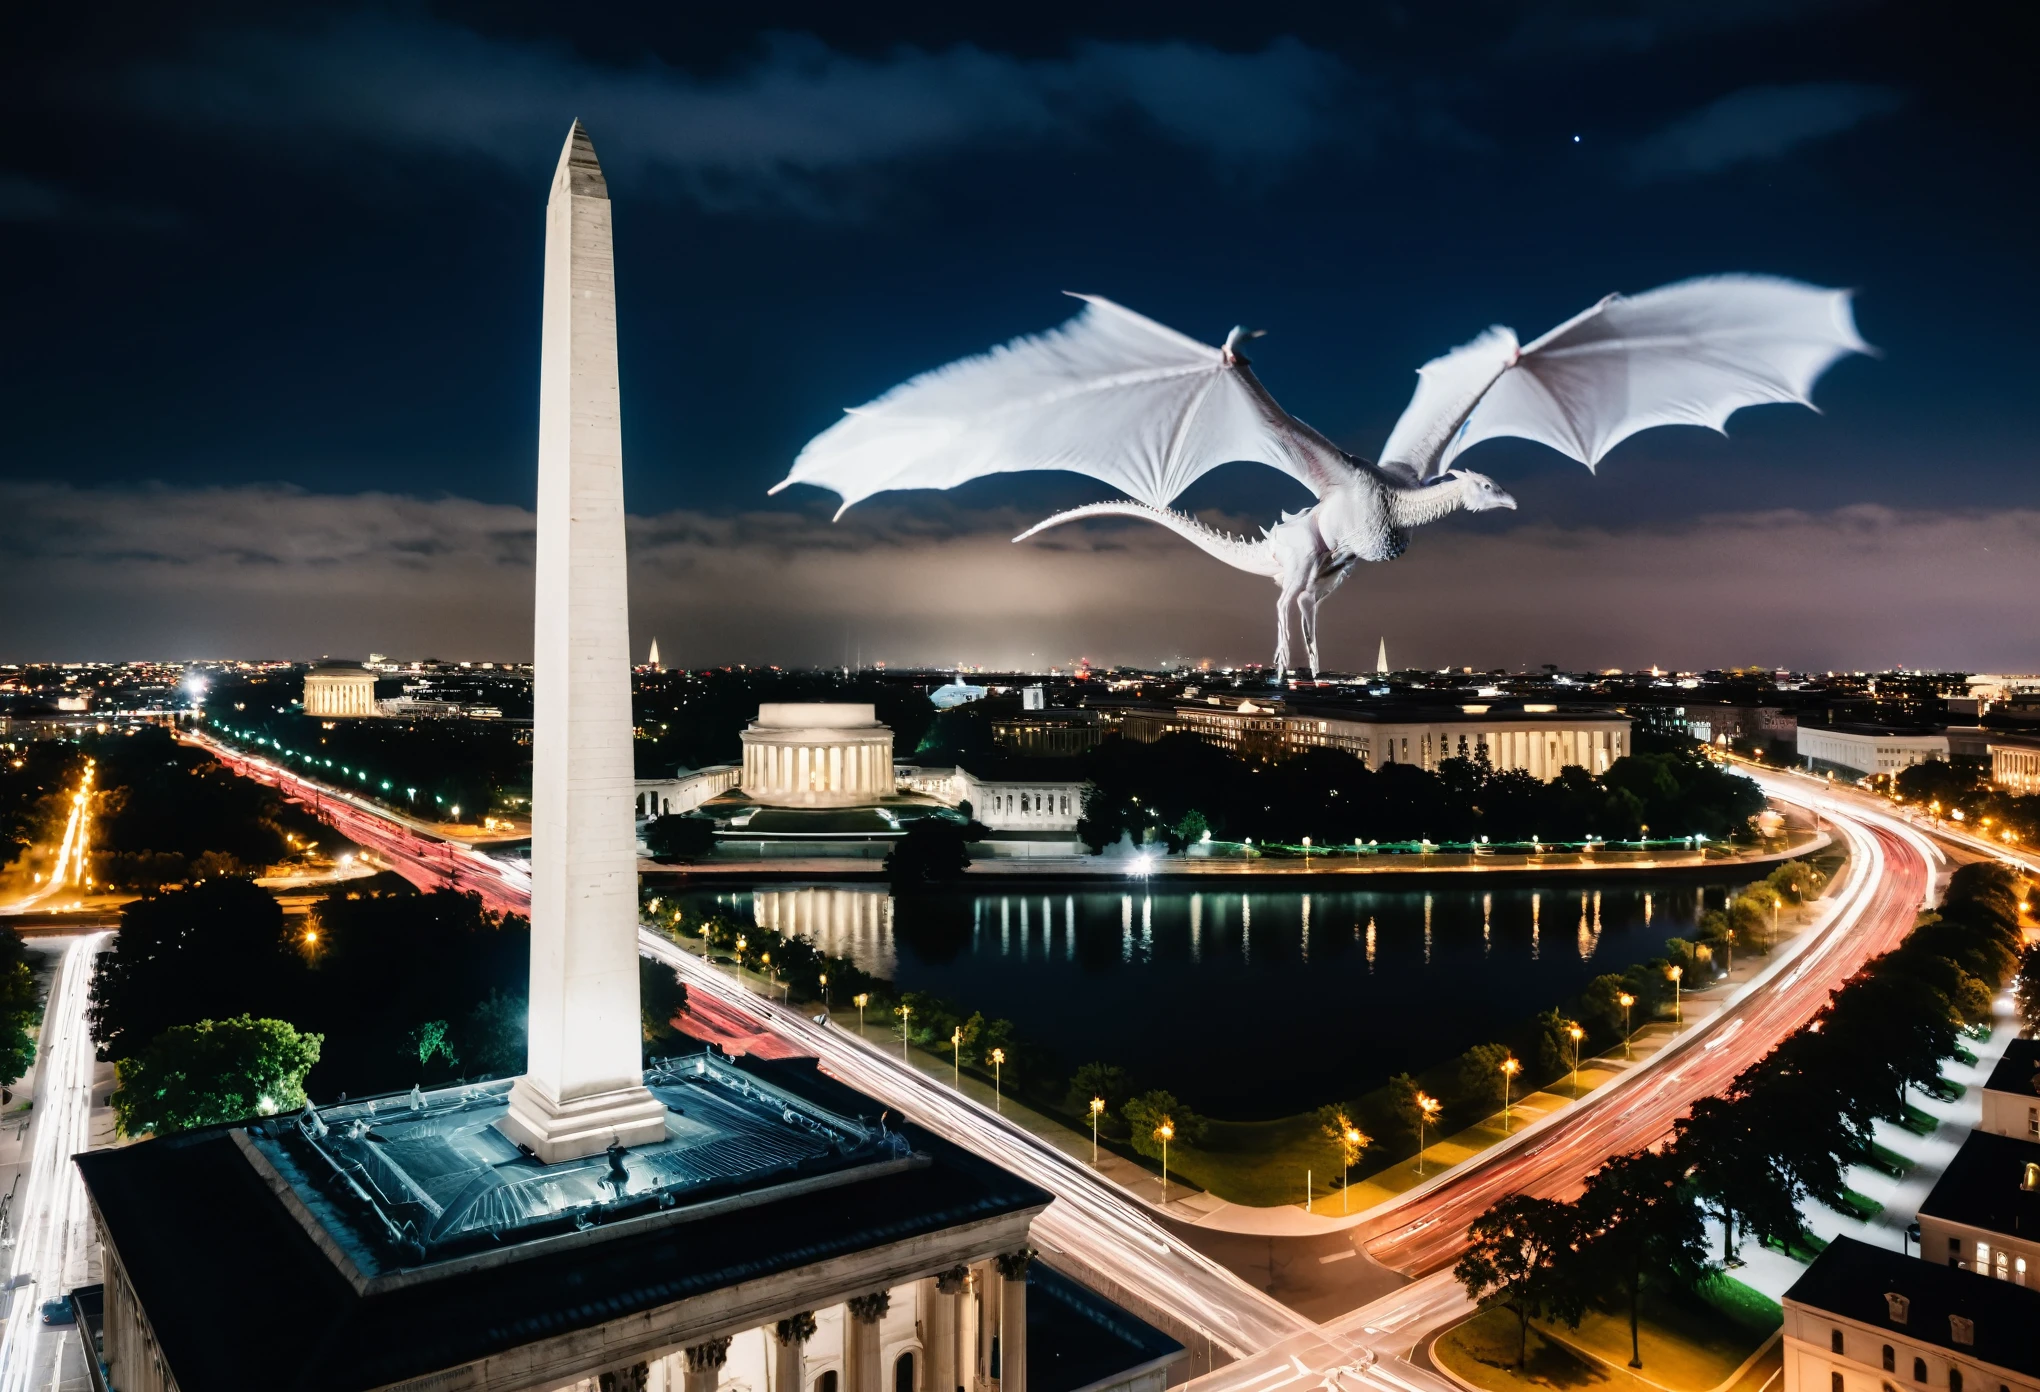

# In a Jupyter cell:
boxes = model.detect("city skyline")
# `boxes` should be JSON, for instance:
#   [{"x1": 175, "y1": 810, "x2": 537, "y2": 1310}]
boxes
[{"x1": 5, "y1": 3, "x2": 2037, "y2": 667}]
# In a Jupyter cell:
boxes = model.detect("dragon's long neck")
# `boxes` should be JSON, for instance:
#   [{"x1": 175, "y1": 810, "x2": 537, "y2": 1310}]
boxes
[
  {"x1": 1385, "y1": 474, "x2": 1469, "y2": 529},
  {"x1": 1013, "y1": 501, "x2": 1277, "y2": 578}
]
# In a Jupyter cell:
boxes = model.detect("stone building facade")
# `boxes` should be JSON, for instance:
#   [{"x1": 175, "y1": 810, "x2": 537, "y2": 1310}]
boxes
[
  {"x1": 302, "y1": 664, "x2": 380, "y2": 718},
  {"x1": 741, "y1": 705, "x2": 897, "y2": 808}
]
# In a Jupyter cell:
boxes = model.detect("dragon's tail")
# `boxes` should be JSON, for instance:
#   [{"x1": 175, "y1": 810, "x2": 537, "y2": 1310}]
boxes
[{"x1": 1013, "y1": 501, "x2": 1277, "y2": 578}]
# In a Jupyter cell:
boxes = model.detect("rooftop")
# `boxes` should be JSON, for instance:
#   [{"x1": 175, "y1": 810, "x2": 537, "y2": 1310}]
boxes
[
  {"x1": 1982, "y1": 1038, "x2": 2040, "y2": 1100},
  {"x1": 1783, "y1": 1235, "x2": 2040, "y2": 1377},
  {"x1": 1916, "y1": 1128, "x2": 2040, "y2": 1242},
  {"x1": 76, "y1": 1048, "x2": 1052, "y2": 1392},
  {"x1": 245, "y1": 1052, "x2": 905, "y2": 1283}
]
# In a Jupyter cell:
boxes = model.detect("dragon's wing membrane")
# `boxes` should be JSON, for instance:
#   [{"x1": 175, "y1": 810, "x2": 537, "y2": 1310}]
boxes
[
  {"x1": 1379, "y1": 275, "x2": 1869, "y2": 483},
  {"x1": 774, "y1": 295, "x2": 1324, "y2": 516}
]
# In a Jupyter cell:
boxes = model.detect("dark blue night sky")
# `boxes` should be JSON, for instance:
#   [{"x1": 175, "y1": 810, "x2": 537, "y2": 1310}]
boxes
[{"x1": 4, "y1": 3, "x2": 2035, "y2": 668}]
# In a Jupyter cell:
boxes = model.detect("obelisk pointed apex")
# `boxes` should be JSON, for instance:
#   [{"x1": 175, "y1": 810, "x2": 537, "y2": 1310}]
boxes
[{"x1": 553, "y1": 119, "x2": 609, "y2": 201}]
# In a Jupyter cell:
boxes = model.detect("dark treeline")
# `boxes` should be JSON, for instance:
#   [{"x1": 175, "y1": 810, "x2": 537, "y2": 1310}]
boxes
[
  {"x1": 84, "y1": 726, "x2": 329, "y2": 889},
  {"x1": 1456, "y1": 862, "x2": 2029, "y2": 1371},
  {"x1": 1891, "y1": 760, "x2": 2040, "y2": 849},
  {"x1": 1075, "y1": 735, "x2": 1765, "y2": 852},
  {"x1": 89, "y1": 878, "x2": 534, "y2": 1103},
  {"x1": 0, "y1": 739, "x2": 82, "y2": 872}
]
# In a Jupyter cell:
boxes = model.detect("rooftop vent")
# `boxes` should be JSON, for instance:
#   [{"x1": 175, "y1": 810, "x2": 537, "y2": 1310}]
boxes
[
  {"x1": 1884, "y1": 1292, "x2": 1910, "y2": 1325},
  {"x1": 2022, "y1": 1162, "x2": 2038, "y2": 1192},
  {"x1": 1949, "y1": 1315, "x2": 1973, "y2": 1346}
]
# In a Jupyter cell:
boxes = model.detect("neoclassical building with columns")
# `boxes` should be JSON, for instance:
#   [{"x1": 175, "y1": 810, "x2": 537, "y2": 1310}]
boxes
[
  {"x1": 73, "y1": 1047, "x2": 1177, "y2": 1392},
  {"x1": 740, "y1": 704, "x2": 898, "y2": 808}
]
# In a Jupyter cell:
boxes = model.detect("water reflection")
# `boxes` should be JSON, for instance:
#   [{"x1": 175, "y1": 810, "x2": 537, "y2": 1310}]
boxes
[{"x1": 686, "y1": 878, "x2": 1752, "y2": 1117}]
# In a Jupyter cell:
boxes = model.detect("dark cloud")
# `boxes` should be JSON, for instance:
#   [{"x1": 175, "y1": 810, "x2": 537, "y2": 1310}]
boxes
[
  {"x1": 6, "y1": 483, "x2": 2035, "y2": 673},
  {"x1": 119, "y1": 17, "x2": 1352, "y2": 213},
  {"x1": 1628, "y1": 82, "x2": 1904, "y2": 180}
]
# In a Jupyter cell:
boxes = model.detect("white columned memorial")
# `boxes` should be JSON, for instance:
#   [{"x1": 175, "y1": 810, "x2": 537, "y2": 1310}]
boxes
[{"x1": 498, "y1": 121, "x2": 667, "y2": 1164}]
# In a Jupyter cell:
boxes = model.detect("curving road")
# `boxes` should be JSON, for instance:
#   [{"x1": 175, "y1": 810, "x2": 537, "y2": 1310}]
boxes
[{"x1": 1361, "y1": 770, "x2": 1937, "y2": 1275}]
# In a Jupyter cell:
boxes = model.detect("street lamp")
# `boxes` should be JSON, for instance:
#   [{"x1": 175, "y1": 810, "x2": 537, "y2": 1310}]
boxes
[
  {"x1": 1771, "y1": 896, "x2": 1781, "y2": 950},
  {"x1": 897, "y1": 1002, "x2": 913, "y2": 1061},
  {"x1": 1414, "y1": 1092, "x2": 1441, "y2": 1175},
  {"x1": 1090, "y1": 1096, "x2": 1106, "y2": 1165},
  {"x1": 1567, "y1": 1023, "x2": 1585, "y2": 1097},
  {"x1": 735, "y1": 934, "x2": 747, "y2": 973},
  {"x1": 853, "y1": 992, "x2": 869, "y2": 1033},
  {"x1": 1618, "y1": 993, "x2": 1635, "y2": 1057},
  {"x1": 819, "y1": 973, "x2": 829, "y2": 1011},
  {"x1": 1669, "y1": 965, "x2": 1683, "y2": 1026},
  {"x1": 1156, "y1": 1119, "x2": 1175, "y2": 1206},
  {"x1": 952, "y1": 1027, "x2": 963, "y2": 1088},
  {"x1": 1341, "y1": 1124, "x2": 1367, "y2": 1213},
  {"x1": 991, "y1": 1047, "x2": 1006, "y2": 1111},
  {"x1": 1500, "y1": 1057, "x2": 1520, "y2": 1131}
]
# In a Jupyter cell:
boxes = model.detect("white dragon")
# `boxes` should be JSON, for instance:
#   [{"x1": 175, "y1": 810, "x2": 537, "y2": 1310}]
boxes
[{"x1": 773, "y1": 276, "x2": 1867, "y2": 677}]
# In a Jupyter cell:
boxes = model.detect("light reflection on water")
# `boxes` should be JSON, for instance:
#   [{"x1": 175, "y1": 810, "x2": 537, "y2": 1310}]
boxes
[{"x1": 686, "y1": 878, "x2": 1746, "y2": 1117}]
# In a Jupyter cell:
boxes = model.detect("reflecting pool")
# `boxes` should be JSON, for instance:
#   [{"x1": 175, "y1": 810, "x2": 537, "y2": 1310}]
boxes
[{"x1": 679, "y1": 877, "x2": 1756, "y2": 1118}]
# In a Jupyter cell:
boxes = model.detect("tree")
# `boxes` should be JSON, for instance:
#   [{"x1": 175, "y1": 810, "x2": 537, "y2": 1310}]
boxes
[
  {"x1": 1576, "y1": 1149, "x2": 1711, "y2": 1368},
  {"x1": 461, "y1": 990, "x2": 525, "y2": 1078},
  {"x1": 404, "y1": 1019, "x2": 457, "y2": 1075},
  {"x1": 0, "y1": 926, "x2": 40, "y2": 1089},
  {"x1": 1065, "y1": 1061, "x2": 1132, "y2": 1119},
  {"x1": 1674, "y1": 1096, "x2": 1804, "y2": 1265},
  {"x1": 1387, "y1": 1073, "x2": 1426, "y2": 1138},
  {"x1": 112, "y1": 1016, "x2": 323, "y2": 1137},
  {"x1": 1316, "y1": 1106, "x2": 1371, "y2": 1203},
  {"x1": 1455, "y1": 1195, "x2": 1589, "y2": 1369},
  {"x1": 1123, "y1": 1090, "x2": 1206, "y2": 1160},
  {"x1": 640, "y1": 957, "x2": 689, "y2": 1052},
  {"x1": 89, "y1": 877, "x2": 299, "y2": 1065},
  {"x1": 884, "y1": 817, "x2": 987, "y2": 886},
  {"x1": 644, "y1": 814, "x2": 716, "y2": 861},
  {"x1": 1453, "y1": 1043, "x2": 1514, "y2": 1112}
]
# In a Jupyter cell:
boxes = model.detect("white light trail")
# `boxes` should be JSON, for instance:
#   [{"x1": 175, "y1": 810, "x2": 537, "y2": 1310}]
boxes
[{"x1": 0, "y1": 934, "x2": 108, "y2": 1392}]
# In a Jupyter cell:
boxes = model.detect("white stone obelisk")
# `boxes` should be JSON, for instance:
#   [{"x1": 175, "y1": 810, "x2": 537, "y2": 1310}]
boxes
[{"x1": 499, "y1": 121, "x2": 667, "y2": 1163}]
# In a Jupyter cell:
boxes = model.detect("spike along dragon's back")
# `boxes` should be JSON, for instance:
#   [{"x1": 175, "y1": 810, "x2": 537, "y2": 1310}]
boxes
[{"x1": 774, "y1": 278, "x2": 1868, "y2": 678}]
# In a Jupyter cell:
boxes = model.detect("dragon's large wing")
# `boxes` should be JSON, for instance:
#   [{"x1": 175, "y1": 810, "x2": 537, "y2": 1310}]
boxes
[
  {"x1": 773, "y1": 295, "x2": 1346, "y2": 516},
  {"x1": 1377, "y1": 275, "x2": 1868, "y2": 484}
]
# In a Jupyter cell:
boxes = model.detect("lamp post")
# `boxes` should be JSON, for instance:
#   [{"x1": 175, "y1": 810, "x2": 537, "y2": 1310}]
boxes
[
  {"x1": 853, "y1": 992, "x2": 869, "y2": 1035},
  {"x1": 1669, "y1": 965, "x2": 1683, "y2": 1027},
  {"x1": 1500, "y1": 1057, "x2": 1520, "y2": 1132},
  {"x1": 1771, "y1": 896, "x2": 1781, "y2": 950},
  {"x1": 991, "y1": 1047, "x2": 1005, "y2": 1111},
  {"x1": 1414, "y1": 1092, "x2": 1441, "y2": 1175},
  {"x1": 1341, "y1": 1124, "x2": 1366, "y2": 1214},
  {"x1": 1618, "y1": 993, "x2": 1635, "y2": 1057},
  {"x1": 1567, "y1": 1023, "x2": 1585, "y2": 1098},
  {"x1": 819, "y1": 972, "x2": 829, "y2": 1011},
  {"x1": 952, "y1": 1027, "x2": 963, "y2": 1089},
  {"x1": 735, "y1": 934, "x2": 747, "y2": 975},
  {"x1": 897, "y1": 1002, "x2": 913, "y2": 1061},
  {"x1": 1090, "y1": 1097, "x2": 1105, "y2": 1165},
  {"x1": 1156, "y1": 1119, "x2": 1174, "y2": 1206}
]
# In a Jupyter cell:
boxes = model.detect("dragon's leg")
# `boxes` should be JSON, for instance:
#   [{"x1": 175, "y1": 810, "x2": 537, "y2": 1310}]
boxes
[
  {"x1": 1298, "y1": 589, "x2": 1322, "y2": 678},
  {"x1": 1272, "y1": 578, "x2": 1302, "y2": 681}
]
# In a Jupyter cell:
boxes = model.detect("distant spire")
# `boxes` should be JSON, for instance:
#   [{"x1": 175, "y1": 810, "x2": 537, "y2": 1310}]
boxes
[
  {"x1": 1376, "y1": 638, "x2": 1389, "y2": 676},
  {"x1": 647, "y1": 638, "x2": 661, "y2": 672}
]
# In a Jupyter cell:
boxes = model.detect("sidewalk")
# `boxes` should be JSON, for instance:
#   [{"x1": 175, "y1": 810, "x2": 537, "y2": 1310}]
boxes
[{"x1": 1721, "y1": 990, "x2": 2023, "y2": 1302}]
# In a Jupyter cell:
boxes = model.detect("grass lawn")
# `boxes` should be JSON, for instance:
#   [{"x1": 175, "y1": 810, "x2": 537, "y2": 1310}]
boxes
[
  {"x1": 1436, "y1": 1307, "x2": 1622, "y2": 1392},
  {"x1": 1900, "y1": 1104, "x2": 1939, "y2": 1136},
  {"x1": 1543, "y1": 1284, "x2": 1776, "y2": 1390},
  {"x1": 1834, "y1": 1188, "x2": 1883, "y2": 1221},
  {"x1": 1863, "y1": 1141, "x2": 1914, "y2": 1179}
]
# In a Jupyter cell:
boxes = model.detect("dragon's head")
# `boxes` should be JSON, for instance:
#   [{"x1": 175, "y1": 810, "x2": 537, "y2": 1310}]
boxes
[{"x1": 1449, "y1": 468, "x2": 1517, "y2": 511}]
